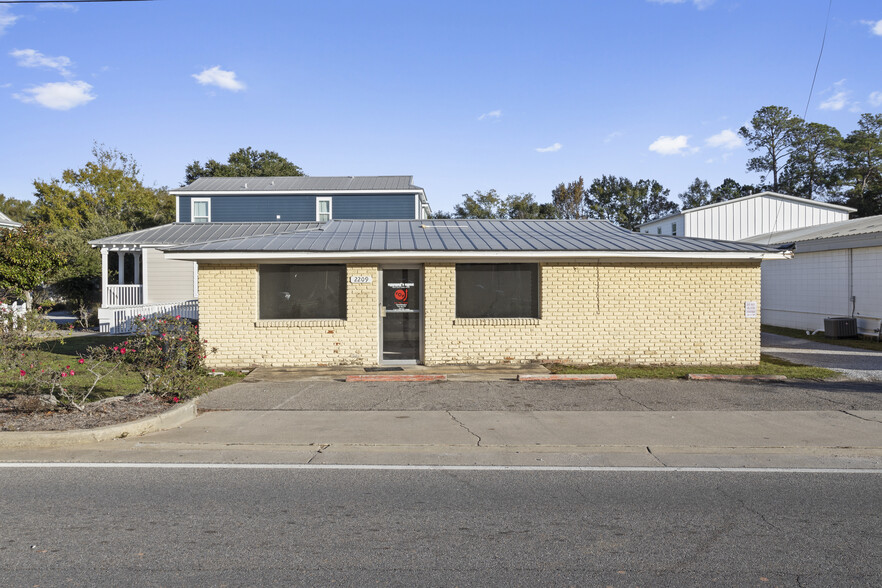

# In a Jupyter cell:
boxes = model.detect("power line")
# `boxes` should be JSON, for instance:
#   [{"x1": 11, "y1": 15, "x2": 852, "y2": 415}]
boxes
[
  {"x1": 803, "y1": 0, "x2": 833, "y2": 121},
  {"x1": 0, "y1": 1, "x2": 153, "y2": 4}
]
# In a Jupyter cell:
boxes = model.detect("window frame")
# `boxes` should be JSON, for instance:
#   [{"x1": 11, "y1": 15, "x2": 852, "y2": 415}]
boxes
[
  {"x1": 316, "y1": 197, "x2": 332, "y2": 222},
  {"x1": 454, "y1": 263, "x2": 540, "y2": 319},
  {"x1": 191, "y1": 198, "x2": 211, "y2": 223},
  {"x1": 671, "y1": 222, "x2": 677, "y2": 236},
  {"x1": 257, "y1": 264, "x2": 347, "y2": 321}
]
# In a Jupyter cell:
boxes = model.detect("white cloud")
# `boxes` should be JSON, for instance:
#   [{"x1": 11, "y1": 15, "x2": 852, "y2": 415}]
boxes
[
  {"x1": 192, "y1": 66, "x2": 246, "y2": 92},
  {"x1": 10, "y1": 48, "x2": 73, "y2": 77},
  {"x1": 705, "y1": 129, "x2": 742, "y2": 150},
  {"x1": 0, "y1": 7, "x2": 19, "y2": 35},
  {"x1": 535, "y1": 142, "x2": 562, "y2": 153},
  {"x1": 478, "y1": 109, "x2": 501, "y2": 121},
  {"x1": 14, "y1": 81, "x2": 95, "y2": 110},
  {"x1": 649, "y1": 135, "x2": 692, "y2": 155},
  {"x1": 819, "y1": 91, "x2": 848, "y2": 111},
  {"x1": 863, "y1": 19, "x2": 882, "y2": 36},
  {"x1": 604, "y1": 131, "x2": 624, "y2": 143},
  {"x1": 37, "y1": 3, "x2": 78, "y2": 11},
  {"x1": 869, "y1": 91, "x2": 882, "y2": 107}
]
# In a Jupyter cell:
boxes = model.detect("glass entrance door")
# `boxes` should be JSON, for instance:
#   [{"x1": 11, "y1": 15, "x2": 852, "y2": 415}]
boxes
[{"x1": 381, "y1": 267, "x2": 421, "y2": 363}]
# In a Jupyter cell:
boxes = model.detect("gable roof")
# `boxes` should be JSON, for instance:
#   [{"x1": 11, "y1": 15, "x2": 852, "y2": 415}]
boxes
[
  {"x1": 170, "y1": 176, "x2": 424, "y2": 194},
  {"x1": 162, "y1": 219, "x2": 786, "y2": 261},
  {"x1": 0, "y1": 211, "x2": 22, "y2": 229},
  {"x1": 89, "y1": 222, "x2": 321, "y2": 247},
  {"x1": 743, "y1": 214, "x2": 882, "y2": 251},
  {"x1": 638, "y1": 191, "x2": 856, "y2": 228}
]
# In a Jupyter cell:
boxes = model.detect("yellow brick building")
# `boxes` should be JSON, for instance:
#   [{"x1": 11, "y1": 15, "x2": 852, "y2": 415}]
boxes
[{"x1": 165, "y1": 219, "x2": 786, "y2": 368}]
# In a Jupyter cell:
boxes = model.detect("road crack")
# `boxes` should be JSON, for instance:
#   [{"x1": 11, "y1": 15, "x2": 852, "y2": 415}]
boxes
[
  {"x1": 840, "y1": 410, "x2": 882, "y2": 424},
  {"x1": 613, "y1": 383, "x2": 653, "y2": 410},
  {"x1": 645, "y1": 446, "x2": 666, "y2": 466},
  {"x1": 447, "y1": 411, "x2": 481, "y2": 447},
  {"x1": 306, "y1": 443, "x2": 330, "y2": 464}
]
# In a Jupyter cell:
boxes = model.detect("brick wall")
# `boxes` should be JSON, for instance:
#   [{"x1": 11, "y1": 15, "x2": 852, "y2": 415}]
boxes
[{"x1": 199, "y1": 260, "x2": 761, "y2": 368}]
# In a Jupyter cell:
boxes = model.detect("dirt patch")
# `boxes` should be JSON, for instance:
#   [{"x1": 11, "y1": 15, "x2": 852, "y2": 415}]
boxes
[{"x1": 0, "y1": 394, "x2": 174, "y2": 432}]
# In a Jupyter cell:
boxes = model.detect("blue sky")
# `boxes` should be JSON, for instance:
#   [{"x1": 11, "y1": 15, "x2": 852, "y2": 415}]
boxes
[{"x1": 1, "y1": 0, "x2": 880, "y2": 214}]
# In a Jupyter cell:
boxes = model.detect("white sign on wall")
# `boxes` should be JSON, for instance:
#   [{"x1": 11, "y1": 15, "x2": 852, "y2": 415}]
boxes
[
  {"x1": 744, "y1": 301, "x2": 757, "y2": 318},
  {"x1": 350, "y1": 276, "x2": 373, "y2": 284}
]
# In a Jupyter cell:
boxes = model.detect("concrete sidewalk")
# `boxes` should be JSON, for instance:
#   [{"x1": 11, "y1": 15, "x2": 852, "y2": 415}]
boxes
[
  {"x1": 762, "y1": 332, "x2": 882, "y2": 381},
  {"x1": 4, "y1": 408, "x2": 881, "y2": 469}
]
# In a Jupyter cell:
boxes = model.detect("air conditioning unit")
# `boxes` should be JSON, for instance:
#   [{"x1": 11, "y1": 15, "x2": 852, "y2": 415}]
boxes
[{"x1": 824, "y1": 317, "x2": 857, "y2": 339}]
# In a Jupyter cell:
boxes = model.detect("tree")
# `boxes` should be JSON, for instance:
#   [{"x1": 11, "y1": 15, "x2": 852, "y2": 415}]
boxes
[
  {"x1": 585, "y1": 175, "x2": 679, "y2": 231},
  {"x1": 739, "y1": 105, "x2": 803, "y2": 192},
  {"x1": 840, "y1": 113, "x2": 882, "y2": 216},
  {"x1": 0, "y1": 223, "x2": 63, "y2": 307},
  {"x1": 0, "y1": 195, "x2": 33, "y2": 223},
  {"x1": 679, "y1": 178, "x2": 713, "y2": 209},
  {"x1": 783, "y1": 122, "x2": 842, "y2": 200},
  {"x1": 185, "y1": 147, "x2": 305, "y2": 184},
  {"x1": 551, "y1": 177, "x2": 586, "y2": 219},
  {"x1": 711, "y1": 178, "x2": 751, "y2": 201},
  {"x1": 453, "y1": 189, "x2": 507, "y2": 219},
  {"x1": 31, "y1": 144, "x2": 173, "y2": 231},
  {"x1": 504, "y1": 193, "x2": 558, "y2": 219}
]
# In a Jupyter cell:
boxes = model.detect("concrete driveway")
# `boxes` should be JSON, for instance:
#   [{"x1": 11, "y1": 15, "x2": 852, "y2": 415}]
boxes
[{"x1": 762, "y1": 332, "x2": 882, "y2": 381}]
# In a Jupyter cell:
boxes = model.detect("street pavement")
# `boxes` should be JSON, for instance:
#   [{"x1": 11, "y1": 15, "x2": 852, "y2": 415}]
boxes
[
  {"x1": 1, "y1": 467, "x2": 879, "y2": 585},
  {"x1": 762, "y1": 331, "x2": 882, "y2": 381}
]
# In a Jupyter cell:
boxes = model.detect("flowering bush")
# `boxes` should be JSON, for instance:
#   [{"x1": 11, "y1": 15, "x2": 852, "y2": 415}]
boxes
[{"x1": 115, "y1": 314, "x2": 216, "y2": 399}]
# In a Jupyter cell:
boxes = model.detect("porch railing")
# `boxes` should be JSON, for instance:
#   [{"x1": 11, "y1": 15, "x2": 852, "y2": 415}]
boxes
[
  {"x1": 98, "y1": 300, "x2": 198, "y2": 334},
  {"x1": 105, "y1": 284, "x2": 143, "y2": 307}
]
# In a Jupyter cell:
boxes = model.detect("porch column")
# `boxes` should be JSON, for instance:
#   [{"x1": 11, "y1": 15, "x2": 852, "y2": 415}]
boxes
[
  {"x1": 100, "y1": 248, "x2": 109, "y2": 306},
  {"x1": 118, "y1": 251, "x2": 125, "y2": 285},
  {"x1": 132, "y1": 251, "x2": 141, "y2": 284}
]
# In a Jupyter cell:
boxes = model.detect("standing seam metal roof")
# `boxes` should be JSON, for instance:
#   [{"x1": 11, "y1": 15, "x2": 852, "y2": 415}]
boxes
[
  {"x1": 89, "y1": 222, "x2": 322, "y2": 246},
  {"x1": 170, "y1": 176, "x2": 424, "y2": 193},
  {"x1": 162, "y1": 219, "x2": 780, "y2": 254}
]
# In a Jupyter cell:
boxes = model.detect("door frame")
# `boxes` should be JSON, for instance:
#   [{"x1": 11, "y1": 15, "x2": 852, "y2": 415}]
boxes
[{"x1": 377, "y1": 264, "x2": 424, "y2": 365}]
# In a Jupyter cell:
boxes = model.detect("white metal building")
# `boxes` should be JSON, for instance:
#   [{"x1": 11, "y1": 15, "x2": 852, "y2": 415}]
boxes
[
  {"x1": 638, "y1": 192, "x2": 854, "y2": 240},
  {"x1": 743, "y1": 216, "x2": 882, "y2": 337}
]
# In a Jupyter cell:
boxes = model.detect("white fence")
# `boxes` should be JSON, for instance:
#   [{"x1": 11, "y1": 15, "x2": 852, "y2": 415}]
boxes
[
  {"x1": 98, "y1": 300, "x2": 198, "y2": 334},
  {"x1": 0, "y1": 301, "x2": 26, "y2": 330},
  {"x1": 105, "y1": 284, "x2": 143, "y2": 307}
]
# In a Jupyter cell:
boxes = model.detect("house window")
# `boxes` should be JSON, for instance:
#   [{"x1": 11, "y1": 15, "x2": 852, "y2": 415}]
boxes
[
  {"x1": 316, "y1": 198, "x2": 332, "y2": 222},
  {"x1": 191, "y1": 199, "x2": 210, "y2": 223},
  {"x1": 259, "y1": 264, "x2": 346, "y2": 320},
  {"x1": 671, "y1": 222, "x2": 677, "y2": 236},
  {"x1": 456, "y1": 263, "x2": 539, "y2": 319},
  {"x1": 657, "y1": 227, "x2": 662, "y2": 235}
]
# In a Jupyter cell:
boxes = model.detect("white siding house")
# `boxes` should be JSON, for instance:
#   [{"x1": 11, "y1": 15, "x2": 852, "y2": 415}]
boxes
[{"x1": 638, "y1": 192, "x2": 854, "y2": 240}]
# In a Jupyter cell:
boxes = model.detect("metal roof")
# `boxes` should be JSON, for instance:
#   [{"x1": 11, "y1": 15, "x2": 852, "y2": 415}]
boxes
[
  {"x1": 89, "y1": 222, "x2": 322, "y2": 247},
  {"x1": 0, "y1": 211, "x2": 22, "y2": 228},
  {"x1": 743, "y1": 215, "x2": 882, "y2": 246},
  {"x1": 170, "y1": 176, "x2": 424, "y2": 194},
  {"x1": 162, "y1": 219, "x2": 781, "y2": 257}
]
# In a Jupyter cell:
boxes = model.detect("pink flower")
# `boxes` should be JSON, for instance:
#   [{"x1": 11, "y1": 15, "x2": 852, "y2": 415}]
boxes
[
  {"x1": 175, "y1": 315, "x2": 181, "y2": 320},
  {"x1": 121, "y1": 348, "x2": 127, "y2": 354},
  {"x1": 78, "y1": 358, "x2": 85, "y2": 364},
  {"x1": 66, "y1": 365, "x2": 70, "y2": 370},
  {"x1": 70, "y1": 370, "x2": 75, "y2": 375},
  {"x1": 172, "y1": 396, "x2": 180, "y2": 403},
  {"x1": 113, "y1": 346, "x2": 119, "y2": 351},
  {"x1": 61, "y1": 372, "x2": 67, "y2": 378},
  {"x1": 19, "y1": 370, "x2": 26, "y2": 377}
]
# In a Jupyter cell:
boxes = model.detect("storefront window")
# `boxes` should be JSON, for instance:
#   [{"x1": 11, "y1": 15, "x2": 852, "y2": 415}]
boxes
[
  {"x1": 455, "y1": 263, "x2": 539, "y2": 318},
  {"x1": 259, "y1": 265, "x2": 346, "y2": 319}
]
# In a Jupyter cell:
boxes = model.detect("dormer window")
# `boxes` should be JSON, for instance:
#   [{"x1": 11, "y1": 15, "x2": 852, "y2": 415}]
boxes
[
  {"x1": 192, "y1": 199, "x2": 211, "y2": 223},
  {"x1": 317, "y1": 198, "x2": 332, "y2": 222}
]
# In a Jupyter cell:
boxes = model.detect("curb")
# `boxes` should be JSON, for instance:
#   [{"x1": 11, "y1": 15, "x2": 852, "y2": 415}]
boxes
[
  {"x1": 518, "y1": 374, "x2": 617, "y2": 381},
  {"x1": 687, "y1": 374, "x2": 788, "y2": 381},
  {"x1": 0, "y1": 399, "x2": 198, "y2": 449},
  {"x1": 345, "y1": 374, "x2": 447, "y2": 382}
]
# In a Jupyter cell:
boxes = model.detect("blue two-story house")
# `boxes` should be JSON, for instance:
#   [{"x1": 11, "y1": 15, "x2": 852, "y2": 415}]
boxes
[{"x1": 90, "y1": 176, "x2": 430, "y2": 333}]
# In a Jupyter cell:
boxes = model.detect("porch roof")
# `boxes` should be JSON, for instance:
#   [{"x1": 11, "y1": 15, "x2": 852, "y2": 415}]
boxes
[{"x1": 89, "y1": 221, "x2": 322, "y2": 248}]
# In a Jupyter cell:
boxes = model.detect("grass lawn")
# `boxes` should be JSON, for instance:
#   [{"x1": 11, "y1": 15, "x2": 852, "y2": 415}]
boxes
[
  {"x1": 546, "y1": 354, "x2": 837, "y2": 380},
  {"x1": 762, "y1": 324, "x2": 882, "y2": 352},
  {"x1": 1, "y1": 334, "x2": 244, "y2": 400}
]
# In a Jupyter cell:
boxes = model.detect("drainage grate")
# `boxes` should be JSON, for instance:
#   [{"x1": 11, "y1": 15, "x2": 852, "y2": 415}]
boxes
[{"x1": 364, "y1": 367, "x2": 405, "y2": 372}]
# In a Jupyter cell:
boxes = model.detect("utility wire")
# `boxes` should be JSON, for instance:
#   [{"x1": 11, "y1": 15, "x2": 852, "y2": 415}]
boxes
[
  {"x1": 803, "y1": 0, "x2": 833, "y2": 120},
  {"x1": 0, "y1": 1, "x2": 152, "y2": 4}
]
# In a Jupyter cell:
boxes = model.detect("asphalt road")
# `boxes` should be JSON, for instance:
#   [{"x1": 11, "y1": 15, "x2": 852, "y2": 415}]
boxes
[
  {"x1": 1, "y1": 467, "x2": 879, "y2": 586},
  {"x1": 199, "y1": 378, "x2": 882, "y2": 412}
]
